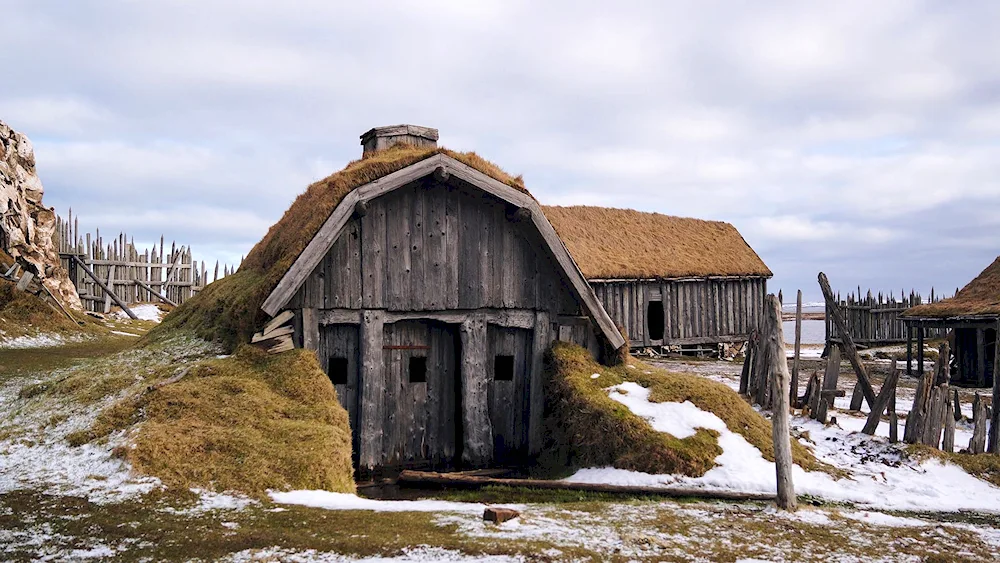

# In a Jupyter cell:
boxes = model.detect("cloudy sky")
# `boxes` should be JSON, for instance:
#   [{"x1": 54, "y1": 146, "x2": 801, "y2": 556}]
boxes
[{"x1": 2, "y1": 0, "x2": 999, "y2": 302}]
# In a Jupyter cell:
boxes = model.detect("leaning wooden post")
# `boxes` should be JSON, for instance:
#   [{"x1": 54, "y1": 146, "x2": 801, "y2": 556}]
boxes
[
  {"x1": 791, "y1": 290, "x2": 802, "y2": 405},
  {"x1": 990, "y1": 319, "x2": 1000, "y2": 454},
  {"x1": 818, "y1": 273, "x2": 876, "y2": 409},
  {"x1": 765, "y1": 294, "x2": 796, "y2": 511},
  {"x1": 971, "y1": 392, "x2": 987, "y2": 454}
]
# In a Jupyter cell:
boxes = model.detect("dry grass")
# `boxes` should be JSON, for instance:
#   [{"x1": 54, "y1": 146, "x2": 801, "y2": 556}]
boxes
[
  {"x1": 76, "y1": 345, "x2": 355, "y2": 496},
  {"x1": 0, "y1": 278, "x2": 105, "y2": 338},
  {"x1": 542, "y1": 205, "x2": 772, "y2": 279},
  {"x1": 904, "y1": 256, "x2": 1000, "y2": 318},
  {"x1": 540, "y1": 342, "x2": 826, "y2": 478},
  {"x1": 150, "y1": 144, "x2": 526, "y2": 350}
]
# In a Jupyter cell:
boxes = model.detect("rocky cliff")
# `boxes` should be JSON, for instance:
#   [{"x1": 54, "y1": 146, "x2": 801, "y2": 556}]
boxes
[{"x1": 0, "y1": 120, "x2": 82, "y2": 309}]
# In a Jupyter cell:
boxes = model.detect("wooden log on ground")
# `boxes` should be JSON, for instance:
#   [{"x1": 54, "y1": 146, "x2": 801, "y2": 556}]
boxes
[
  {"x1": 397, "y1": 470, "x2": 778, "y2": 502},
  {"x1": 765, "y1": 294, "x2": 796, "y2": 511},
  {"x1": 971, "y1": 392, "x2": 987, "y2": 454},
  {"x1": 818, "y1": 273, "x2": 876, "y2": 409},
  {"x1": 862, "y1": 364, "x2": 899, "y2": 435},
  {"x1": 791, "y1": 290, "x2": 802, "y2": 406},
  {"x1": 991, "y1": 319, "x2": 1000, "y2": 453}
]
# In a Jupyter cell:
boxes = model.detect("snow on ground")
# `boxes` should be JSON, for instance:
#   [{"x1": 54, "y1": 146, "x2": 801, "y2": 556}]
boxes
[
  {"x1": 0, "y1": 336, "x2": 217, "y2": 503},
  {"x1": 566, "y1": 378, "x2": 1000, "y2": 512},
  {"x1": 112, "y1": 303, "x2": 164, "y2": 322},
  {"x1": 0, "y1": 332, "x2": 87, "y2": 349},
  {"x1": 270, "y1": 490, "x2": 519, "y2": 515},
  {"x1": 224, "y1": 546, "x2": 524, "y2": 562}
]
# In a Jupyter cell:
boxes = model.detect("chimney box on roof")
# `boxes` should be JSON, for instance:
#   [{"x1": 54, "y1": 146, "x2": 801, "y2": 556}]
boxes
[{"x1": 360, "y1": 125, "x2": 438, "y2": 155}]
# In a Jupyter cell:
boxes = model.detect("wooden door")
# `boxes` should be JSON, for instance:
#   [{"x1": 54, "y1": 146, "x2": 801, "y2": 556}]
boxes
[
  {"x1": 319, "y1": 324, "x2": 360, "y2": 462},
  {"x1": 381, "y1": 320, "x2": 460, "y2": 468},
  {"x1": 487, "y1": 324, "x2": 533, "y2": 464}
]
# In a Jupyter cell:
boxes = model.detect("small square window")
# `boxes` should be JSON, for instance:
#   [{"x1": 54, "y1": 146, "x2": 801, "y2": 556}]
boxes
[
  {"x1": 494, "y1": 355, "x2": 515, "y2": 381},
  {"x1": 328, "y1": 356, "x2": 349, "y2": 385},
  {"x1": 409, "y1": 356, "x2": 427, "y2": 383}
]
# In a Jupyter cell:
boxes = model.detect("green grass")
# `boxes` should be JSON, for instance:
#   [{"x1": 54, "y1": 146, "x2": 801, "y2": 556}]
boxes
[{"x1": 540, "y1": 342, "x2": 830, "y2": 478}]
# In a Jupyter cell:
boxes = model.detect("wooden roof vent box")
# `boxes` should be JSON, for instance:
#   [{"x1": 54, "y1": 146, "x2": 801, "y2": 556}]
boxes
[{"x1": 360, "y1": 124, "x2": 439, "y2": 155}]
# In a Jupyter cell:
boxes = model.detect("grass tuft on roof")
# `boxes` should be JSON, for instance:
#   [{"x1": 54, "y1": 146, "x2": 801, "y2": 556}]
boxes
[
  {"x1": 542, "y1": 205, "x2": 772, "y2": 280},
  {"x1": 539, "y1": 342, "x2": 829, "y2": 478},
  {"x1": 903, "y1": 256, "x2": 1000, "y2": 319},
  {"x1": 150, "y1": 144, "x2": 526, "y2": 349}
]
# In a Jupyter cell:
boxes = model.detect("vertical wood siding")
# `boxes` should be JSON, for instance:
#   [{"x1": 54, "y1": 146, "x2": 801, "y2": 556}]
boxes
[
  {"x1": 592, "y1": 278, "x2": 767, "y2": 347},
  {"x1": 487, "y1": 325, "x2": 533, "y2": 464}
]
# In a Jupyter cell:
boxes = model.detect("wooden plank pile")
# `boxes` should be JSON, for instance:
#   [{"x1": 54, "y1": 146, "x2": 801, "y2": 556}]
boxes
[{"x1": 251, "y1": 310, "x2": 295, "y2": 354}]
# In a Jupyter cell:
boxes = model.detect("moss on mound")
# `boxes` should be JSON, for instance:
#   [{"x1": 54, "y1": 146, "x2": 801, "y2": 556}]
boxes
[
  {"x1": 76, "y1": 344, "x2": 354, "y2": 496},
  {"x1": 0, "y1": 278, "x2": 106, "y2": 339},
  {"x1": 150, "y1": 144, "x2": 525, "y2": 351},
  {"x1": 542, "y1": 342, "x2": 826, "y2": 477}
]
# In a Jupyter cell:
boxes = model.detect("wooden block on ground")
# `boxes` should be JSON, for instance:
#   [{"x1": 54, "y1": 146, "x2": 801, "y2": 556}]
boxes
[{"x1": 484, "y1": 507, "x2": 520, "y2": 524}]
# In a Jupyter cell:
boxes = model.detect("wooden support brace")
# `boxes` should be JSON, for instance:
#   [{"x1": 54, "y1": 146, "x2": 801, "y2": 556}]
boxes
[
  {"x1": 818, "y1": 272, "x2": 876, "y2": 409},
  {"x1": 70, "y1": 256, "x2": 138, "y2": 319}
]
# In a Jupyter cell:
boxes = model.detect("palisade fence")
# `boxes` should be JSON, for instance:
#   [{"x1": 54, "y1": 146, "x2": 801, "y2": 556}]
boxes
[
  {"x1": 55, "y1": 210, "x2": 237, "y2": 313},
  {"x1": 826, "y1": 289, "x2": 950, "y2": 348}
]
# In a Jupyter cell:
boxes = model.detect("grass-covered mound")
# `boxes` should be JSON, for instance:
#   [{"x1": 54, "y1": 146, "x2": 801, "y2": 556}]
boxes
[
  {"x1": 542, "y1": 342, "x2": 826, "y2": 477},
  {"x1": 151, "y1": 144, "x2": 526, "y2": 350},
  {"x1": 0, "y1": 278, "x2": 107, "y2": 340},
  {"x1": 71, "y1": 343, "x2": 355, "y2": 496}
]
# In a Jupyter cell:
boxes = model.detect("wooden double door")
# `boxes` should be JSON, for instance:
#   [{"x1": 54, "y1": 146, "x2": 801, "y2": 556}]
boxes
[{"x1": 319, "y1": 319, "x2": 533, "y2": 470}]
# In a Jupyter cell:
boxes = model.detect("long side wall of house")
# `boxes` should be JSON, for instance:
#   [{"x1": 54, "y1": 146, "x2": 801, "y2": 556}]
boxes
[{"x1": 592, "y1": 277, "x2": 767, "y2": 348}]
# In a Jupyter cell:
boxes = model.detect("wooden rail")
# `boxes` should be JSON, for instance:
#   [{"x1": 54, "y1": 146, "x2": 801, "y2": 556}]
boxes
[{"x1": 55, "y1": 210, "x2": 236, "y2": 313}]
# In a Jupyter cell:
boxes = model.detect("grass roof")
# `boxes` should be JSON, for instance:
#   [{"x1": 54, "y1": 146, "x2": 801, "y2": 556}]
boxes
[
  {"x1": 903, "y1": 256, "x2": 1000, "y2": 319},
  {"x1": 151, "y1": 144, "x2": 526, "y2": 349},
  {"x1": 542, "y1": 205, "x2": 772, "y2": 280}
]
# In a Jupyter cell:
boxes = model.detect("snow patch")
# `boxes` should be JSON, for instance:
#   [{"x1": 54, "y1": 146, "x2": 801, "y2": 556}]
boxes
[
  {"x1": 270, "y1": 490, "x2": 517, "y2": 514},
  {"x1": 223, "y1": 546, "x2": 524, "y2": 562},
  {"x1": 112, "y1": 304, "x2": 163, "y2": 322}
]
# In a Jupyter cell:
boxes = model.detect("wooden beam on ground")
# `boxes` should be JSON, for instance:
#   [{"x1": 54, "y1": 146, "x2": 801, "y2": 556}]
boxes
[
  {"x1": 133, "y1": 278, "x2": 178, "y2": 307},
  {"x1": 765, "y1": 294, "x2": 796, "y2": 511},
  {"x1": 818, "y1": 272, "x2": 875, "y2": 409},
  {"x1": 70, "y1": 256, "x2": 138, "y2": 319},
  {"x1": 397, "y1": 470, "x2": 777, "y2": 502}
]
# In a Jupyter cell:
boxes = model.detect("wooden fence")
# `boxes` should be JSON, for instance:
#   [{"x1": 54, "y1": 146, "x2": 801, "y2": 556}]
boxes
[
  {"x1": 826, "y1": 289, "x2": 949, "y2": 348},
  {"x1": 55, "y1": 211, "x2": 236, "y2": 313}
]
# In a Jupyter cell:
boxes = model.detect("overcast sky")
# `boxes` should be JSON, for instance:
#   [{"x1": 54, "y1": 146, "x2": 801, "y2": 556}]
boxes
[{"x1": 2, "y1": 1, "x2": 999, "y2": 303}]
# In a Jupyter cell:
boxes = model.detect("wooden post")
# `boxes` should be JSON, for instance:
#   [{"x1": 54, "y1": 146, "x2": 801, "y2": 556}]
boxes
[
  {"x1": 906, "y1": 323, "x2": 913, "y2": 376},
  {"x1": 977, "y1": 328, "x2": 987, "y2": 388},
  {"x1": 460, "y1": 315, "x2": 493, "y2": 466},
  {"x1": 791, "y1": 290, "x2": 802, "y2": 405},
  {"x1": 862, "y1": 364, "x2": 899, "y2": 435},
  {"x1": 849, "y1": 381, "x2": 864, "y2": 411},
  {"x1": 301, "y1": 308, "x2": 318, "y2": 353},
  {"x1": 818, "y1": 273, "x2": 875, "y2": 409},
  {"x1": 528, "y1": 310, "x2": 549, "y2": 456},
  {"x1": 103, "y1": 264, "x2": 115, "y2": 314},
  {"x1": 888, "y1": 386, "x2": 899, "y2": 443},
  {"x1": 971, "y1": 392, "x2": 987, "y2": 454},
  {"x1": 358, "y1": 309, "x2": 385, "y2": 470},
  {"x1": 990, "y1": 320, "x2": 1000, "y2": 454},
  {"x1": 943, "y1": 399, "x2": 956, "y2": 453},
  {"x1": 917, "y1": 324, "x2": 925, "y2": 378},
  {"x1": 765, "y1": 294, "x2": 796, "y2": 511}
]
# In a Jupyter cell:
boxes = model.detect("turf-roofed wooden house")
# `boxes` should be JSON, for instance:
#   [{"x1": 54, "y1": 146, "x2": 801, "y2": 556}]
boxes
[
  {"x1": 902, "y1": 256, "x2": 1000, "y2": 387},
  {"x1": 543, "y1": 206, "x2": 772, "y2": 351},
  {"x1": 260, "y1": 125, "x2": 625, "y2": 475}
]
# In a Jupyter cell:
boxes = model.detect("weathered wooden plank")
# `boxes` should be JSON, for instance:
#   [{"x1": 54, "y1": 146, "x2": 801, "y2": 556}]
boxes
[
  {"x1": 529, "y1": 310, "x2": 549, "y2": 456},
  {"x1": 361, "y1": 194, "x2": 387, "y2": 309},
  {"x1": 990, "y1": 320, "x2": 1000, "y2": 453},
  {"x1": 358, "y1": 310, "x2": 385, "y2": 469},
  {"x1": 862, "y1": 364, "x2": 899, "y2": 435},
  {"x1": 818, "y1": 273, "x2": 875, "y2": 409},
  {"x1": 301, "y1": 308, "x2": 319, "y2": 353},
  {"x1": 460, "y1": 315, "x2": 493, "y2": 466},
  {"x1": 765, "y1": 294, "x2": 796, "y2": 511}
]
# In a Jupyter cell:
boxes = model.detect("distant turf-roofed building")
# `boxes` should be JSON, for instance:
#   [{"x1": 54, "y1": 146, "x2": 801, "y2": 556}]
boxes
[
  {"x1": 543, "y1": 205, "x2": 772, "y2": 350},
  {"x1": 902, "y1": 256, "x2": 1000, "y2": 387}
]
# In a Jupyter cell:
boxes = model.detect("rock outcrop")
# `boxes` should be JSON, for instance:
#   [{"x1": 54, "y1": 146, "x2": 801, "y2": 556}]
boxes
[{"x1": 0, "y1": 119, "x2": 82, "y2": 309}]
